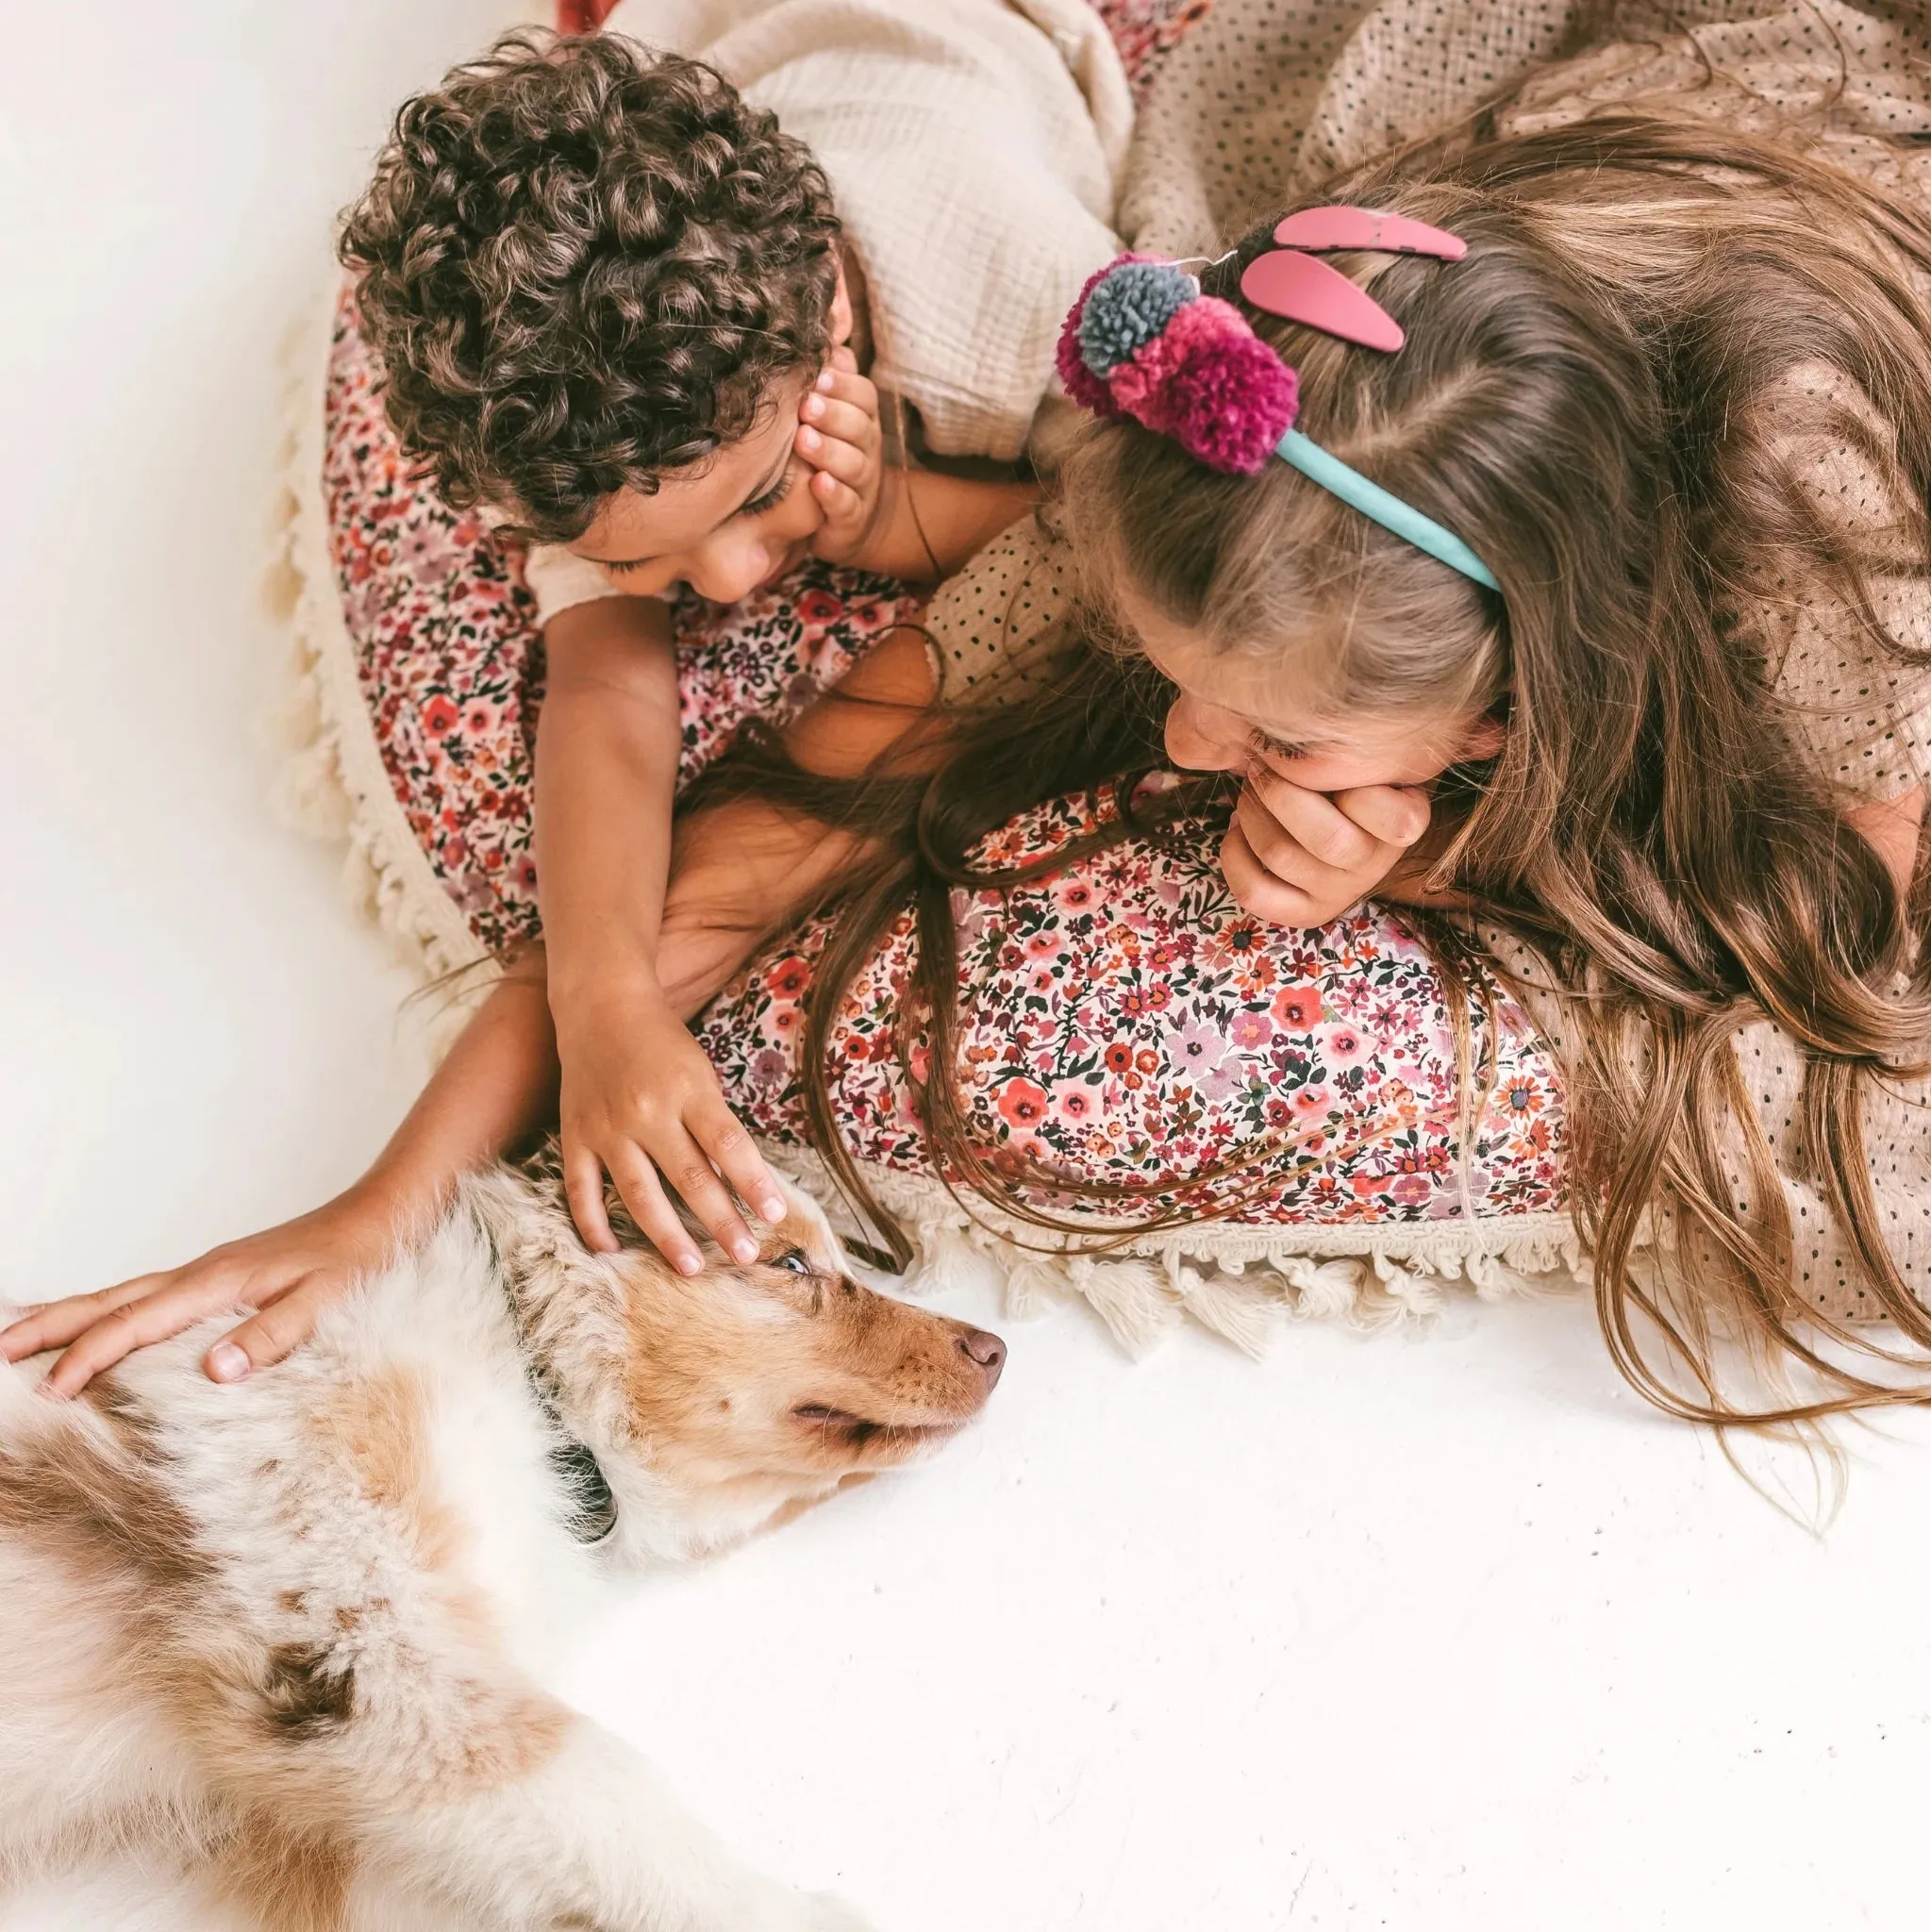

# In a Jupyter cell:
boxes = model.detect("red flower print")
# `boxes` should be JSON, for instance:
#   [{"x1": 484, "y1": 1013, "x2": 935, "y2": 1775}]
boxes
[
  {"x1": 797, "y1": 589, "x2": 842, "y2": 625},
  {"x1": 997, "y1": 1079, "x2": 1050, "y2": 1131},
  {"x1": 422, "y1": 694, "x2": 459, "y2": 736},
  {"x1": 1104, "y1": 1042, "x2": 1134, "y2": 1074},
  {"x1": 1273, "y1": 985, "x2": 1323, "y2": 1030},
  {"x1": 765, "y1": 956, "x2": 811, "y2": 1001}
]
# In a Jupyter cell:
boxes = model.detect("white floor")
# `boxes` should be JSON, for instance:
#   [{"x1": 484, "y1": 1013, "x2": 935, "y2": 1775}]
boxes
[{"x1": 4, "y1": 8, "x2": 1929, "y2": 1930}]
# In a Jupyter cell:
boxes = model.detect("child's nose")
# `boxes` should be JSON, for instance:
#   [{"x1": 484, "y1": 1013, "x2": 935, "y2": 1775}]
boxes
[
  {"x1": 1165, "y1": 695, "x2": 1247, "y2": 773},
  {"x1": 688, "y1": 533, "x2": 770, "y2": 605}
]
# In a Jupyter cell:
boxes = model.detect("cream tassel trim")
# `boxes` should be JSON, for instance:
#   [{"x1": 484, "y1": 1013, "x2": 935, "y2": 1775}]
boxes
[
  {"x1": 271, "y1": 283, "x2": 1585, "y2": 1349},
  {"x1": 761, "y1": 1145, "x2": 1584, "y2": 1354}
]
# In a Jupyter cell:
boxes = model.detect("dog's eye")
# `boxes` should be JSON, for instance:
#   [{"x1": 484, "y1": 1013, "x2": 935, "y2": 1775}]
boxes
[{"x1": 773, "y1": 1248, "x2": 813, "y2": 1274}]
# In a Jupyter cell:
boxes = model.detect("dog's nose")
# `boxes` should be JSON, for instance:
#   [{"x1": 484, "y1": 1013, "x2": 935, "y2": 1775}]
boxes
[{"x1": 959, "y1": 1328, "x2": 1006, "y2": 1386}]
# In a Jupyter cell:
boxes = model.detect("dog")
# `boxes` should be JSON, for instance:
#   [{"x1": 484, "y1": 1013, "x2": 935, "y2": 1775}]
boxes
[{"x1": 0, "y1": 1147, "x2": 1005, "y2": 1931}]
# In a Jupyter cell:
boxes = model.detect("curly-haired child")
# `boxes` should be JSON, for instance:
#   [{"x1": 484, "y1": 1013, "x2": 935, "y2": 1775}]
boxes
[{"x1": 333, "y1": 22, "x2": 1122, "y2": 1275}]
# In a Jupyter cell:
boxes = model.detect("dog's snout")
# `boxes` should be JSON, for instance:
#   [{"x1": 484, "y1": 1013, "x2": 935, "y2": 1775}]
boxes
[{"x1": 959, "y1": 1327, "x2": 1006, "y2": 1385}]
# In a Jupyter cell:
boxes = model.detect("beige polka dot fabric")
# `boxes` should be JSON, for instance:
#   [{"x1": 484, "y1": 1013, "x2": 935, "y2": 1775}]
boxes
[{"x1": 924, "y1": 0, "x2": 1931, "y2": 1320}]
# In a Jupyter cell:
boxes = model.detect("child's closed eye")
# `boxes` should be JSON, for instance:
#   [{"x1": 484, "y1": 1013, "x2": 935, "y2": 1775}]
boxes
[
  {"x1": 1250, "y1": 728, "x2": 1310, "y2": 763},
  {"x1": 740, "y1": 467, "x2": 795, "y2": 519}
]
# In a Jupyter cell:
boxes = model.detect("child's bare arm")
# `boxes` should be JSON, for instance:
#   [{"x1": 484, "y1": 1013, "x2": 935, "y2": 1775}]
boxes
[
  {"x1": 3, "y1": 956, "x2": 561, "y2": 1395},
  {"x1": 538, "y1": 599, "x2": 784, "y2": 1267}
]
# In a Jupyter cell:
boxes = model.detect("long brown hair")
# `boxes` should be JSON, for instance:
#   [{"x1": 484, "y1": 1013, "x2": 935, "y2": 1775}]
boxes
[{"x1": 718, "y1": 108, "x2": 1931, "y2": 1427}]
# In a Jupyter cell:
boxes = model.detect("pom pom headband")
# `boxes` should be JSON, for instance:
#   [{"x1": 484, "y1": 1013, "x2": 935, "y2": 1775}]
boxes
[{"x1": 1056, "y1": 210, "x2": 1500, "y2": 593}]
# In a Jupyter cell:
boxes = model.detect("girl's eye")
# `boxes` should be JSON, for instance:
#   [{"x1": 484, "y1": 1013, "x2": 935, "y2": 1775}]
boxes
[
  {"x1": 1251, "y1": 729, "x2": 1310, "y2": 762},
  {"x1": 740, "y1": 468, "x2": 795, "y2": 520}
]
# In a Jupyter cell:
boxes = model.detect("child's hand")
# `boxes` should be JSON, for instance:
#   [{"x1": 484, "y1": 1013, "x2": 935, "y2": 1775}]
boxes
[
  {"x1": 797, "y1": 348, "x2": 889, "y2": 565},
  {"x1": 0, "y1": 1188, "x2": 401, "y2": 1397},
  {"x1": 555, "y1": 977, "x2": 786, "y2": 1273},
  {"x1": 1222, "y1": 767, "x2": 1433, "y2": 928}
]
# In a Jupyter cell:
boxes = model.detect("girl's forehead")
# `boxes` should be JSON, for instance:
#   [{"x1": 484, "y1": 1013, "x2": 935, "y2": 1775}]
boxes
[{"x1": 1124, "y1": 591, "x2": 1344, "y2": 736}]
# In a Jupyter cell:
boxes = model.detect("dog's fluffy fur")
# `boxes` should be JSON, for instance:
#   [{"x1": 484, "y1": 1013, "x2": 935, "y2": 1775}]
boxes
[{"x1": 0, "y1": 1152, "x2": 1004, "y2": 1930}]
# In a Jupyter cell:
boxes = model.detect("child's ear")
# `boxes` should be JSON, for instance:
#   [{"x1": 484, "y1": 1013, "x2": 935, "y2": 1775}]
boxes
[
  {"x1": 1462, "y1": 711, "x2": 1507, "y2": 760},
  {"x1": 829, "y1": 263, "x2": 854, "y2": 351}
]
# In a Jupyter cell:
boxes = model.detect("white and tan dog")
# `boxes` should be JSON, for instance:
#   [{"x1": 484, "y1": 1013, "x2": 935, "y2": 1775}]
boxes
[{"x1": 0, "y1": 1148, "x2": 1005, "y2": 1931}]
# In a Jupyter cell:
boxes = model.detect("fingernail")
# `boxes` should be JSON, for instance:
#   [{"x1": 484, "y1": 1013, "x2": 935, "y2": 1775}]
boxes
[
  {"x1": 761, "y1": 1195, "x2": 787, "y2": 1222},
  {"x1": 732, "y1": 1237, "x2": 758, "y2": 1264},
  {"x1": 676, "y1": 1251, "x2": 703, "y2": 1276},
  {"x1": 816, "y1": 369, "x2": 834, "y2": 391},
  {"x1": 799, "y1": 425, "x2": 821, "y2": 452},
  {"x1": 208, "y1": 1342, "x2": 251, "y2": 1383},
  {"x1": 802, "y1": 394, "x2": 824, "y2": 420}
]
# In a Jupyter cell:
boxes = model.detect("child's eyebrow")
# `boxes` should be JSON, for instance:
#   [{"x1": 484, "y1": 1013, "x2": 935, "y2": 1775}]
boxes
[{"x1": 597, "y1": 450, "x2": 794, "y2": 574}]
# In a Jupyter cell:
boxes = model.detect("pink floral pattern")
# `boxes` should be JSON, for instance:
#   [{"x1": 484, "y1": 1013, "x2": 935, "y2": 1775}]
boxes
[
  {"x1": 691, "y1": 788, "x2": 1564, "y2": 1225},
  {"x1": 1090, "y1": 0, "x2": 1220, "y2": 95},
  {"x1": 320, "y1": 0, "x2": 1570, "y2": 1235}
]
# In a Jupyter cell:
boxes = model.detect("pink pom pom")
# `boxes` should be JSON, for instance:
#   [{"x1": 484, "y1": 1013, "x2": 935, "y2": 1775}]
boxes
[
  {"x1": 1166, "y1": 337, "x2": 1300, "y2": 473},
  {"x1": 1107, "y1": 297, "x2": 1254, "y2": 426}
]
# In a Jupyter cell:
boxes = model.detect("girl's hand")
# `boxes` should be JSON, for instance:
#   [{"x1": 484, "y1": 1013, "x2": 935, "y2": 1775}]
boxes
[
  {"x1": 0, "y1": 1186, "x2": 406, "y2": 1398},
  {"x1": 555, "y1": 975, "x2": 785, "y2": 1273},
  {"x1": 797, "y1": 349, "x2": 889, "y2": 565},
  {"x1": 1222, "y1": 766, "x2": 1433, "y2": 928}
]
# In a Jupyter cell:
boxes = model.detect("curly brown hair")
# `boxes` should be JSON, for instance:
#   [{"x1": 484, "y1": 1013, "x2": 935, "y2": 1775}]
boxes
[{"x1": 338, "y1": 28, "x2": 841, "y2": 542}]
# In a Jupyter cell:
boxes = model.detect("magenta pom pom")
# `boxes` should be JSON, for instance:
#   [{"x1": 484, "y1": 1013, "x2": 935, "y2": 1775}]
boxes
[
  {"x1": 1056, "y1": 254, "x2": 1158, "y2": 416},
  {"x1": 1057, "y1": 253, "x2": 1301, "y2": 470},
  {"x1": 1166, "y1": 337, "x2": 1300, "y2": 473},
  {"x1": 1107, "y1": 296, "x2": 1252, "y2": 423},
  {"x1": 1056, "y1": 318, "x2": 1118, "y2": 415}
]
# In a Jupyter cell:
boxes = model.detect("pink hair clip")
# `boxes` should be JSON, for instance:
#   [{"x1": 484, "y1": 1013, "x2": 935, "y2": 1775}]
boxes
[
  {"x1": 1240, "y1": 249, "x2": 1407, "y2": 353},
  {"x1": 1238, "y1": 206, "x2": 1473, "y2": 354},
  {"x1": 1271, "y1": 207, "x2": 1469, "y2": 260}
]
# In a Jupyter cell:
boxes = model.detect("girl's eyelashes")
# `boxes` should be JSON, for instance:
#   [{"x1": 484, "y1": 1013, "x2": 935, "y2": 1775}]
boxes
[{"x1": 1250, "y1": 728, "x2": 1310, "y2": 763}]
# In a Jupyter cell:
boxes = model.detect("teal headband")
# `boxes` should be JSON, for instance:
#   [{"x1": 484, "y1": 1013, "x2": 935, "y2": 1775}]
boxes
[{"x1": 1276, "y1": 429, "x2": 1501, "y2": 591}]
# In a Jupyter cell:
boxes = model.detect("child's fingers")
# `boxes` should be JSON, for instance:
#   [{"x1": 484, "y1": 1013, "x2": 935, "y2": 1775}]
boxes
[
  {"x1": 650, "y1": 1125, "x2": 759, "y2": 1266},
  {"x1": 794, "y1": 422, "x2": 874, "y2": 491},
  {"x1": 1331, "y1": 783, "x2": 1432, "y2": 849},
  {"x1": 826, "y1": 344, "x2": 859, "y2": 377},
  {"x1": 1220, "y1": 822, "x2": 1330, "y2": 928},
  {"x1": 206, "y1": 1281, "x2": 334, "y2": 1385},
  {"x1": 562, "y1": 1140, "x2": 620, "y2": 1256},
  {"x1": 797, "y1": 391, "x2": 879, "y2": 454},
  {"x1": 36, "y1": 1273, "x2": 239, "y2": 1399},
  {"x1": 605, "y1": 1146, "x2": 706, "y2": 1278},
  {"x1": 1, "y1": 1274, "x2": 165, "y2": 1361},
  {"x1": 807, "y1": 470, "x2": 867, "y2": 529},
  {"x1": 1233, "y1": 785, "x2": 1355, "y2": 899},
  {"x1": 1244, "y1": 771, "x2": 1391, "y2": 874},
  {"x1": 690, "y1": 1098, "x2": 787, "y2": 1227}
]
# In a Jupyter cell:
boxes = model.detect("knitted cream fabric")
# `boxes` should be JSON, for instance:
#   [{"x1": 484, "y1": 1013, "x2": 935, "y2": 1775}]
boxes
[{"x1": 603, "y1": 0, "x2": 1131, "y2": 459}]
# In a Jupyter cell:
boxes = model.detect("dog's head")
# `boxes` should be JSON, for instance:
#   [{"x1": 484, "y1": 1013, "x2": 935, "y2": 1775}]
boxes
[{"x1": 471, "y1": 1151, "x2": 1004, "y2": 1547}]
